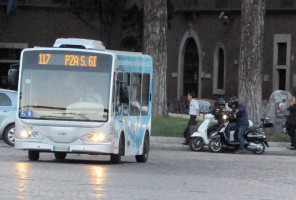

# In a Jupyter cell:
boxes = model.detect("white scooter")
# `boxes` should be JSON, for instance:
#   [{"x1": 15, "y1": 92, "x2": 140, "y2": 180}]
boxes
[{"x1": 189, "y1": 113, "x2": 215, "y2": 151}]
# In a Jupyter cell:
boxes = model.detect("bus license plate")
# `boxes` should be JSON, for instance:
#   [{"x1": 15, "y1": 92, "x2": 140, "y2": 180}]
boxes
[{"x1": 53, "y1": 145, "x2": 69, "y2": 152}]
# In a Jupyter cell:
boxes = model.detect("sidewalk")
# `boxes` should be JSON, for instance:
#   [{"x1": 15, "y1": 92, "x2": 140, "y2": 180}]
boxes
[{"x1": 151, "y1": 136, "x2": 296, "y2": 156}]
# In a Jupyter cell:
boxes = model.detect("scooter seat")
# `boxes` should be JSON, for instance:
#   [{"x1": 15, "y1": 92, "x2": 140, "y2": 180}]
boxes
[
  {"x1": 247, "y1": 126, "x2": 257, "y2": 131},
  {"x1": 227, "y1": 141, "x2": 240, "y2": 146}
]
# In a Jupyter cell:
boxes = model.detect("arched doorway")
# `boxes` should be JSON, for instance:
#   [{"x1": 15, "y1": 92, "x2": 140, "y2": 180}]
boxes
[{"x1": 183, "y1": 38, "x2": 199, "y2": 96}]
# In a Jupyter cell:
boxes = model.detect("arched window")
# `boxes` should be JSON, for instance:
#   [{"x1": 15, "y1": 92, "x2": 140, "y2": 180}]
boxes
[
  {"x1": 183, "y1": 38, "x2": 199, "y2": 96},
  {"x1": 213, "y1": 45, "x2": 225, "y2": 95}
]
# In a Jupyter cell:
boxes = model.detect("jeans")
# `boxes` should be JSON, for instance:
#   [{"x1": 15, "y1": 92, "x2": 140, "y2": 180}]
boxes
[{"x1": 238, "y1": 125, "x2": 248, "y2": 150}]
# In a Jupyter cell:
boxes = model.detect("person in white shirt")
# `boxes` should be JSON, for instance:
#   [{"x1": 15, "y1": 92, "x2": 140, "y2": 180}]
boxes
[{"x1": 183, "y1": 92, "x2": 200, "y2": 145}]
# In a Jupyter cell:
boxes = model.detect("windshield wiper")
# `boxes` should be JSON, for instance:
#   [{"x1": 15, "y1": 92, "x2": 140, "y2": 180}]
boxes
[
  {"x1": 40, "y1": 115, "x2": 73, "y2": 119},
  {"x1": 21, "y1": 105, "x2": 65, "y2": 110},
  {"x1": 56, "y1": 112, "x2": 94, "y2": 122}
]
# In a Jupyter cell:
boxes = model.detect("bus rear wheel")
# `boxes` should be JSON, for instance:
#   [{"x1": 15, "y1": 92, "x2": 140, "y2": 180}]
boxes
[
  {"x1": 28, "y1": 150, "x2": 39, "y2": 161},
  {"x1": 135, "y1": 133, "x2": 150, "y2": 163},
  {"x1": 54, "y1": 152, "x2": 67, "y2": 160}
]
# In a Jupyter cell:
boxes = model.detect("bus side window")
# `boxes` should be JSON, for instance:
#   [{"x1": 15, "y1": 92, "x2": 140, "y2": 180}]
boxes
[
  {"x1": 142, "y1": 74, "x2": 150, "y2": 115},
  {"x1": 130, "y1": 73, "x2": 141, "y2": 116},
  {"x1": 115, "y1": 72, "x2": 123, "y2": 115},
  {"x1": 123, "y1": 73, "x2": 130, "y2": 116}
]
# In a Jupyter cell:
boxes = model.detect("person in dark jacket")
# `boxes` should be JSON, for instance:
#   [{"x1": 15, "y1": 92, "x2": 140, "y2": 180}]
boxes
[
  {"x1": 285, "y1": 95, "x2": 296, "y2": 150},
  {"x1": 229, "y1": 97, "x2": 249, "y2": 153}
]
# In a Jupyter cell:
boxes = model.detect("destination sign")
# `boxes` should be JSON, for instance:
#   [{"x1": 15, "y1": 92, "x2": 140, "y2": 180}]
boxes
[{"x1": 38, "y1": 53, "x2": 97, "y2": 67}]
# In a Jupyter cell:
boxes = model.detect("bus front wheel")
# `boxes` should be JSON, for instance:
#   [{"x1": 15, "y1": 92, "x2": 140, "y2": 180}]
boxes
[
  {"x1": 28, "y1": 150, "x2": 39, "y2": 161},
  {"x1": 135, "y1": 133, "x2": 150, "y2": 163},
  {"x1": 110, "y1": 134, "x2": 124, "y2": 164}
]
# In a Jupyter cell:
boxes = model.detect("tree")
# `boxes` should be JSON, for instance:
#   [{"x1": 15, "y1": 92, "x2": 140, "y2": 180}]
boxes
[
  {"x1": 67, "y1": 0, "x2": 127, "y2": 48},
  {"x1": 143, "y1": 0, "x2": 168, "y2": 116},
  {"x1": 238, "y1": 0, "x2": 265, "y2": 125},
  {"x1": 121, "y1": 0, "x2": 173, "y2": 52},
  {"x1": 121, "y1": 4, "x2": 143, "y2": 51}
]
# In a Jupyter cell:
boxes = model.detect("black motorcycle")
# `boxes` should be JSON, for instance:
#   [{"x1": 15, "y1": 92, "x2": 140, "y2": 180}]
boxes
[{"x1": 208, "y1": 113, "x2": 269, "y2": 154}]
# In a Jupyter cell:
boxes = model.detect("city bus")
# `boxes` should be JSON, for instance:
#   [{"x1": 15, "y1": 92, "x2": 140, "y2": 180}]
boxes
[{"x1": 11, "y1": 38, "x2": 153, "y2": 164}]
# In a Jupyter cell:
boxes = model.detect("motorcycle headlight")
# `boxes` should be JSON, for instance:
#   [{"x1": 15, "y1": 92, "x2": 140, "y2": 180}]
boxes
[{"x1": 222, "y1": 114, "x2": 228, "y2": 120}]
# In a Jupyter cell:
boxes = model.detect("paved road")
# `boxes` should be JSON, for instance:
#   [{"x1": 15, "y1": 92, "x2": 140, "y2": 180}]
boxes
[
  {"x1": 151, "y1": 136, "x2": 296, "y2": 156},
  {"x1": 0, "y1": 141, "x2": 296, "y2": 200}
]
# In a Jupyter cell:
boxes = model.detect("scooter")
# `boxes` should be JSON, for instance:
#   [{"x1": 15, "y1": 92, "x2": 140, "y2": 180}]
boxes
[
  {"x1": 208, "y1": 114, "x2": 269, "y2": 154},
  {"x1": 189, "y1": 111, "x2": 254, "y2": 151},
  {"x1": 189, "y1": 113, "x2": 215, "y2": 151}
]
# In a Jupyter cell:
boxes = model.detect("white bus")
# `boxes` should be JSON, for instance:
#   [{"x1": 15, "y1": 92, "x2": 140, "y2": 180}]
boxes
[{"x1": 11, "y1": 38, "x2": 153, "y2": 164}]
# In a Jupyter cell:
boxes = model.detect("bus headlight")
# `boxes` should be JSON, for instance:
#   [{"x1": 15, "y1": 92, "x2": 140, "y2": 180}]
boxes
[
  {"x1": 20, "y1": 130, "x2": 32, "y2": 138},
  {"x1": 82, "y1": 132, "x2": 110, "y2": 143},
  {"x1": 20, "y1": 130, "x2": 39, "y2": 138}
]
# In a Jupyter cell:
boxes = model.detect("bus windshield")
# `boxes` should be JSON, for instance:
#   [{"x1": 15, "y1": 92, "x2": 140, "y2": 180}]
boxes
[{"x1": 19, "y1": 50, "x2": 113, "y2": 122}]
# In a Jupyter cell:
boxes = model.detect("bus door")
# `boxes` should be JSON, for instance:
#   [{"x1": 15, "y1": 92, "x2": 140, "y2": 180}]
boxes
[
  {"x1": 114, "y1": 72, "x2": 126, "y2": 150},
  {"x1": 115, "y1": 72, "x2": 134, "y2": 155},
  {"x1": 129, "y1": 73, "x2": 142, "y2": 152},
  {"x1": 140, "y1": 73, "x2": 151, "y2": 141}
]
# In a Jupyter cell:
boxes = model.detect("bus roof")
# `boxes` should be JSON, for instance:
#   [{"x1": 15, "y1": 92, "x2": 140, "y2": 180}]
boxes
[
  {"x1": 53, "y1": 38, "x2": 151, "y2": 58},
  {"x1": 53, "y1": 38, "x2": 105, "y2": 50}
]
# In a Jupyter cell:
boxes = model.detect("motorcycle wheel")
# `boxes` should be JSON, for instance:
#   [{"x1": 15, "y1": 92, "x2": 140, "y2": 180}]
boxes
[
  {"x1": 189, "y1": 137, "x2": 203, "y2": 151},
  {"x1": 252, "y1": 141, "x2": 265, "y2": 154},
  {"x1": 209, "y1": 138, "x2": 223, "y2": 153}
]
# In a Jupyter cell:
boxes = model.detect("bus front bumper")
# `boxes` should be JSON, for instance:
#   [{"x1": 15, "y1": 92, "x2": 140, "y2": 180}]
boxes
[{"x1": 15, "y1": 140, "x2": 113, "y2": 154}]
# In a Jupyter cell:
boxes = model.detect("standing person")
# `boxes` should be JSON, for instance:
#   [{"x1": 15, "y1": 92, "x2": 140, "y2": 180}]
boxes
[
  {"x1": 285, "y1": 95, "x2": 296, "y2": 150},
  {"x1": 182, "y1": 92, "x2": 199, "y2": 145},
  {"x1": 228, "y1": 97, "x2": 249, "y2": 153}
]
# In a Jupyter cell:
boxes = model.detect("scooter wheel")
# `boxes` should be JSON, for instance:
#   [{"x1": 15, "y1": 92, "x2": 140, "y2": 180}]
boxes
[
  {"x1": 189, "y1": 137, "x2": 204, "y2": 151},
  {"x1": 252, "y1": 141, "x2": 265, "y2": 154},
  {"x1": 209, "y1": 138, "x2": 223, "y2": 153}
]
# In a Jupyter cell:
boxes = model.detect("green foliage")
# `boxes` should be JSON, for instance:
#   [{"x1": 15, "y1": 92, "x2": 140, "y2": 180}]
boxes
[{"x1": 152, "y1": 117, "x2": 188, "y2": 137}]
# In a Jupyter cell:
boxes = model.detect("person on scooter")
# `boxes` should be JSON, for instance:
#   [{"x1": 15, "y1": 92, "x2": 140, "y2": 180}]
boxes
[
  {"x1": 207, "y1": 98, "x2": 227, "y2": 135},
  {"x1": 228, "y1": 97, "x2": 249, "y2": 153},
  {"x1": 182, "y1": 92, "x2": 200, "y2": 145}
]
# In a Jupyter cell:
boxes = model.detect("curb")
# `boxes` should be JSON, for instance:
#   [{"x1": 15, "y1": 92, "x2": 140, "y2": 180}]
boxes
[{"x1": 151, "y1": 136, "x2": 296, "y2": 156}]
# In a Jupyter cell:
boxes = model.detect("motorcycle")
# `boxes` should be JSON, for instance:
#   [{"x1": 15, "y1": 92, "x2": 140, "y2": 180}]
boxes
[
  {"x1": 189, "y1": 113, "x2": 215, "y2": 151},
  {"x1": 208, "y1": 113, "x2": 269, "y2": 154}
]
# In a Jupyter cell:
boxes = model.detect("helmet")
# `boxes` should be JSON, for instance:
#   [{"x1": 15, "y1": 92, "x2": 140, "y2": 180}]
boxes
[
  {"x1": 228, "y1": 97, "x2": 238, "y2": 107},
  {"x1": 217, "y1": 98, "x2": 226, "y2": 106}
]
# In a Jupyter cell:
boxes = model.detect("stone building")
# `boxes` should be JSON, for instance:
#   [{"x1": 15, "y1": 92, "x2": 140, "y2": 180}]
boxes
[
  {"x1": 168, "y1": 0, "x2": 296, "y2": 102},
  {"x1": 1, "y1": 0, "x2": 296, "y2": 103}
]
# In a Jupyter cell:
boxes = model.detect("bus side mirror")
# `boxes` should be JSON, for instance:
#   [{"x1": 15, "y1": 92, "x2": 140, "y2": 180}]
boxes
[
  {"x1": 119, "y1": 82, "x2": 129, "y2": 104},
  {"x1": 8, "y1": 64, "x2": 19, "y2": 90}
]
